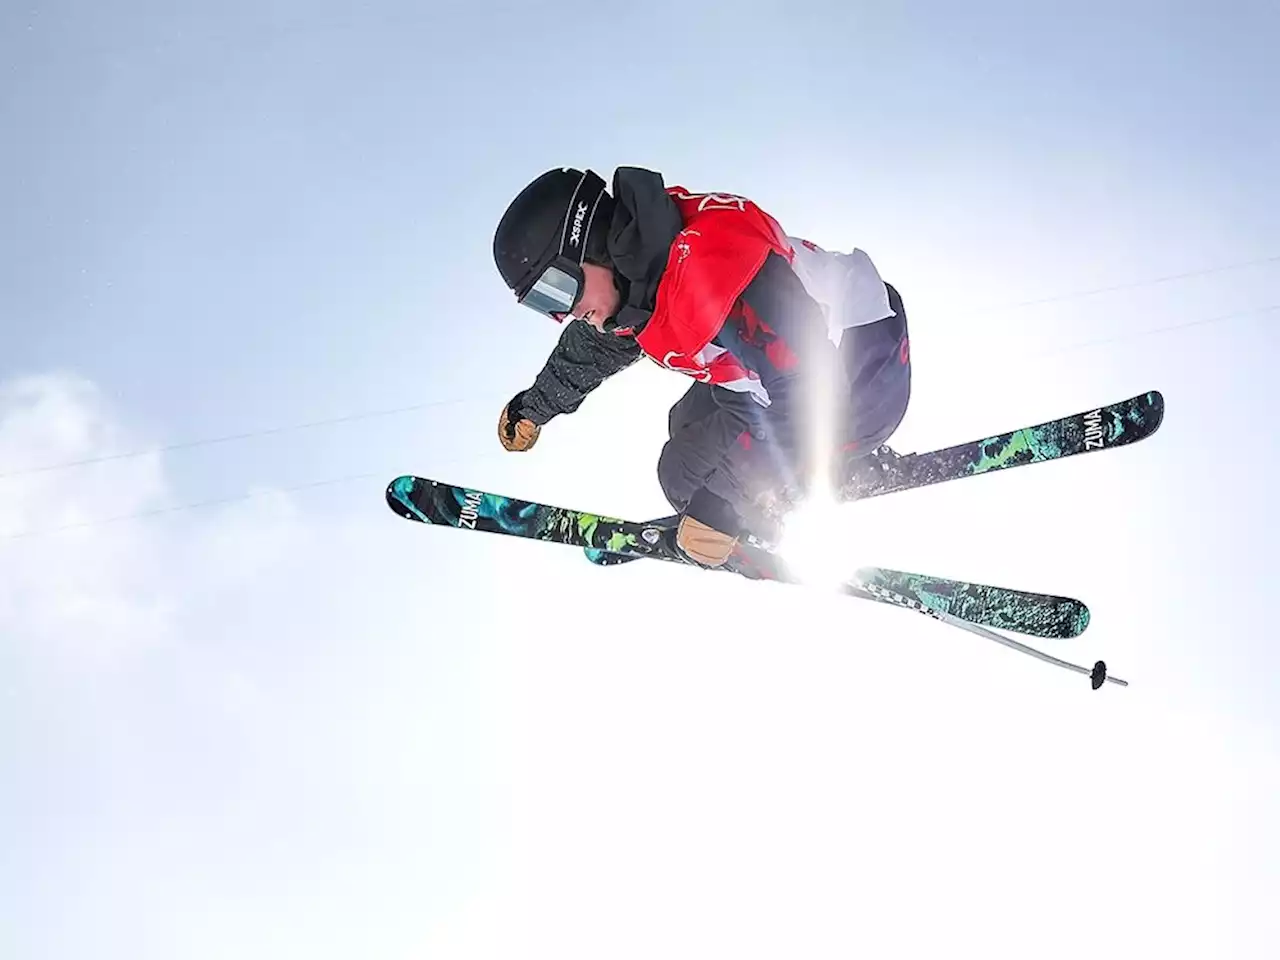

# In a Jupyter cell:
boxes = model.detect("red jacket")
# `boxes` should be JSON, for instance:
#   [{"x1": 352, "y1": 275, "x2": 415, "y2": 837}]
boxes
[{"x1": 634, "y1": 189, "x2": 795, "y2": 403}]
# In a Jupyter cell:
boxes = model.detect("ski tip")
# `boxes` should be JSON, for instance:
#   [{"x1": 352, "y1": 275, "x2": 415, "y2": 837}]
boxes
[
  {"x1": 1091, "y1": 660, "x2": 1107, "y2": 690},
  {"x1": 1073, "y1": 604, "x2": 1092, "y2": 637},
  {"x1": 385, "y1": 475, "x2": 427, "y2": 521},
  {"x1": 1146, "y1": 389, "x2": 1165, "y2": 430}
]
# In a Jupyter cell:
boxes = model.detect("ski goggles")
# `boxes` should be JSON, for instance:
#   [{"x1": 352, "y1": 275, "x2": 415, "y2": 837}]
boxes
[
  {"x1": 514, "y1": 170, "x2": 607, "y2": 322},
  {"x1": 518, "y1": 262, "x2": 585, "y2": 320}
]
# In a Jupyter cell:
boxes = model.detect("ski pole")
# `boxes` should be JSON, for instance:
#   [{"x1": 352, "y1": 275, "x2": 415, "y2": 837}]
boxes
[{"x1": 859, "y1": 581, "x2": 1127, "y2": 689}]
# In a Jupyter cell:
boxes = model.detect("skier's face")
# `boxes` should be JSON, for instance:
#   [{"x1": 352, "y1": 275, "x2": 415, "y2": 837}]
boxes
[{"x1": 567, "y1": 262, "x2": 622, "y2": 333}]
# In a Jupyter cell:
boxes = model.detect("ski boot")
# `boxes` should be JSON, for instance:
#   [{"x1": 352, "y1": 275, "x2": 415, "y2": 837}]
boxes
[{"x1": 836, "y1": 443, "x2": 906, "y2": 501}]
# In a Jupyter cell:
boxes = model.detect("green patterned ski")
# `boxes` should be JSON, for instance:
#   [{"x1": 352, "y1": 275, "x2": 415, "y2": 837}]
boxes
[
  {"x1": 584, "y1": 389, "x2": 1163, "y2": 571},
  {"x1": 839, "y1": 389, "x2": 1164, "y2": 500},
  {"x1": 385, "y1": 476, "x2": 1090, "y2": 639},
  {"x1": 853, "y1": 566, "x2": 1090, "y2": 640}
]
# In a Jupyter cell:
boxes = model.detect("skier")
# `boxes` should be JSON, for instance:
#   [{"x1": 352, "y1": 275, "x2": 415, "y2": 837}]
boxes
[{"x1": 491, "y1": 166, "x2": 911, "y2": 570}]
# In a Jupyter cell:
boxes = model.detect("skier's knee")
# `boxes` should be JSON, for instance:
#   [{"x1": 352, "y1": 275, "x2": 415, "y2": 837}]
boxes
[{"x1": 656, "y1": 442, "x2": 694, "y2": 512}]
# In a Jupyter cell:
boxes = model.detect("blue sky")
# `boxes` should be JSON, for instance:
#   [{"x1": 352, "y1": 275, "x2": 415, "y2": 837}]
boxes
[{"x1": 3, "y1": 2, "x2": 1278, "y2": 958}]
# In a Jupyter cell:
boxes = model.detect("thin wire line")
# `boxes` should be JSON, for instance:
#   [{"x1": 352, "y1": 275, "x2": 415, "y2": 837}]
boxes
[
  {"x1": 2, "y1": 284, "x2": 1277, "y2": 543},
  {"x1": 1023, "y1": 302, "x2": 1279, "y2": 356},
  {"x1": 2, "y1": 253, "x2": 1276, "y2": 482},
  {"x1": 0, "y1": 472, "x2": 380, "y2": 542},
  {"x1": 981, "y1": 253, "x2": 1280, "y2": 312},
  {"x1": 0, "y1": 396, "x2": 475, "y2": 481},
  {"x1": 0, "y1": 451, "x2": 508, "y2": 543}
]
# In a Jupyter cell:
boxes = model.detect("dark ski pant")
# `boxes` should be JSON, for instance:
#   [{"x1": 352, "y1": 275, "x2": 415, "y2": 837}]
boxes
[{"x1": 657, "y1": 282, "x2": 912, "y2": 521}]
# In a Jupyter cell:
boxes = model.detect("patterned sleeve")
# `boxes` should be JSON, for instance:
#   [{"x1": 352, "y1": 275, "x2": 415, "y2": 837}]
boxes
[{"x1": 517, "y1": 318, "x2": 643, "y2": 425}]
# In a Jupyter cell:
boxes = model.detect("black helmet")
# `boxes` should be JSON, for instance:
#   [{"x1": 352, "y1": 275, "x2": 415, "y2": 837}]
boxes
[{"x1": 493, "y1": 167, "x2": 612, "y2": 319}]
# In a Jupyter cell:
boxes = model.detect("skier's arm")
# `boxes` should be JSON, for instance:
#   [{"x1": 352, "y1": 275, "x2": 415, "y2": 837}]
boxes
[{"x1": 511, "y1": 318, "x2": 643, "y2": 425}]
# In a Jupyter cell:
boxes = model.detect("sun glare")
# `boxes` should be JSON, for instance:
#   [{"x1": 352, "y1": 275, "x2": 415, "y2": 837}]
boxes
[{"x1": 776, "y1": 483, "x2": 857, "y2": 590}]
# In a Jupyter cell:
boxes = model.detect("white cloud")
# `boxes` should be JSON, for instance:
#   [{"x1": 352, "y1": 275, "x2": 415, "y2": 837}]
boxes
[
  {"x1": 0, "y1": 371, "x2": 520, "y2": 960},
  {"x1": 0, "y1": 373, "x2": 174, "y2": 660},
  {"x1": 0, "y1": 373, "x2": 308, "y2": 664}
]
